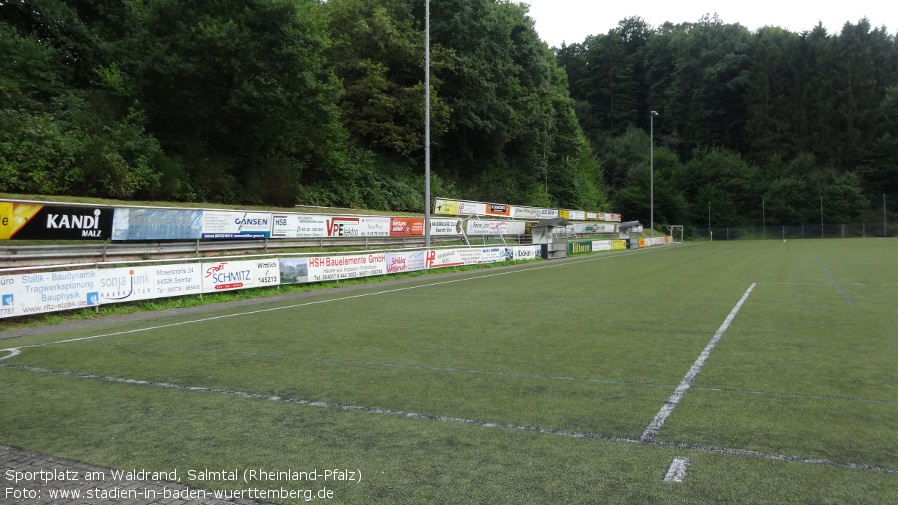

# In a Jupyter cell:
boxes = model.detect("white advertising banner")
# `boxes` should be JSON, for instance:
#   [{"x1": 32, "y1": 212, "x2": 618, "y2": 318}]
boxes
[
  {"x1": 425, "y1": 249, "x2": 465, "y2": 269},
  {"x1": 481, "y1": 246, "x2": 514, "y2": 264},
  {"x1": 385, "y1": 250, "x2": 427, "y2": 274},
  {"x1": 306, "y1": 253, "x2": 388, "y2": 282},
  {"x1": 151, "y1": 263, "x2": 203, "y2": 298},
  {"x1": 465, "y1": 220, "x2": 527, "y2": 236},
  {"x1": 271, "y1": 214, "x2": 328, "y2": 238},
  {"x1": 97, "y1": 266, "x2": 156, "y2": 304},
  {"x1": 592, "y1": 240, "x2": 613, "y2": 251},
  {"x1": 512, "y1": 245, "x2": 540, "y2": 261},
  {"x1": 324, "y1": 216, "x2": 390, "y2": 237},
  {"x1": 202, "y1": 259, "x2": 280, "y2": 292},
  {"x1": 430, "y1": 218, "x2": 464, "y2": 236},
  {"x1": 0, "y1": 269, "x2": 100, "y2": 318},
  {"x1": 202, "y1": 211, "x2": 272, "y2": 239}
]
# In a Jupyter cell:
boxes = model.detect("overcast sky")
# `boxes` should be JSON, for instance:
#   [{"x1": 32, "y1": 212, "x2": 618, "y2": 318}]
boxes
[{"x1": 522, "y1": 0, "x2": 895, "y2": 48}]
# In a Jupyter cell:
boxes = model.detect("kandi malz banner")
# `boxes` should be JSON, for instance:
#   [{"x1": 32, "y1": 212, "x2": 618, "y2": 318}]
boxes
[{"x1": 1, "y1": 203, "x2": 113, "y2": 240}]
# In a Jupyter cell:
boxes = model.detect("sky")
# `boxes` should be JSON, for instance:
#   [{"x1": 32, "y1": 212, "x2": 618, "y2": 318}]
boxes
[{"x1": 522, "y1": 0, "x2": 895, "y2": 48}]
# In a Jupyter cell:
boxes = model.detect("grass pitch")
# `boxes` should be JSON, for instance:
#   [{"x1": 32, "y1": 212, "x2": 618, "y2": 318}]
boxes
[{"x1": 2, "y1": 239, "x2": 897, "y2": 503}]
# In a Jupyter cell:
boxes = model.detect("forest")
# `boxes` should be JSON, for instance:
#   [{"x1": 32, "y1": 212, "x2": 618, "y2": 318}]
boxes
[{"x1": 1, "y1": 0, "x2": 896, "y2": 231}]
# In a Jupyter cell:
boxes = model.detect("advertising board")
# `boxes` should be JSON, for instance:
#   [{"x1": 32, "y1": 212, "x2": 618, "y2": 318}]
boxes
[
  {"x1": 202, "y1": 259, "x2": 280, "y2": 292},
  {"x1": 306, "y1": 253, "x2": 388, "y2": 282},
  {"x1": 112, "y1": 208, "x2": 202, "y2": 241},
  {"x1": 1, "y1": 203, "x2": 113, "y2": 240},
  {"x1": 202, "y1": 211, "x2": 272, "y2": 239},
  {"x1": 270, "y1": 214, "x2": 328, "y2": 238}
]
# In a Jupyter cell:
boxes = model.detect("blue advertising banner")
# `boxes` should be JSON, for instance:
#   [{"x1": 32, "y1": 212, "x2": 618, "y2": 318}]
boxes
[{"x1": 112, "y1": 208, "x2": 203, "y2": 241}]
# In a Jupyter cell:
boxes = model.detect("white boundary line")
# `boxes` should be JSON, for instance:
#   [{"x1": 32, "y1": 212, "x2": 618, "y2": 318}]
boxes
[
  {"x1": 640, "y1": 283, "x2": 757, "y2": 442},
  {"x1": 663, "y1": 457, "x2": 691, "y2": 482},
  {"x1": 0, "y1": 246, "x2": 677, "y2": 353},
  {"x1": 3, "y1": 362, "x2": 897, "y2": 476}
]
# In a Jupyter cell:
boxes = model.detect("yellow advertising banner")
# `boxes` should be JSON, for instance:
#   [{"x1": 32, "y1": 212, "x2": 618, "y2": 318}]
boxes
[
  {"x1": 0, "y1": 202, "x2": 45, "y2": 240},
  {"x1": 433, "y1": 199, "x2": 460, "y2": 216},
  {"x1": 611, "y1": 240, "x2": 627, "y2": 251}
]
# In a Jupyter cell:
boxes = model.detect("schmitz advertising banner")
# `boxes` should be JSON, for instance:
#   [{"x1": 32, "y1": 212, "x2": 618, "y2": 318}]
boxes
[
  {"x1": 202, "y1": 211, "x2": 272, "y2": 239},
  {"x1": 202, "y1": 259, "x2": 280, "y2": 292},
  {"x1": 112, "y1": 208, "x2": 203, "y2": 241},
  {"x1": 1, "y1": 203, "x2": 113, "y2": 240},
  {"x1": 270, "y1": 214, "x2": 328, "y2": 238},
  {"x1": 307, "y1": 253, "x2": 387, "y2": 282},
  {"x1": 324, "y1": 216, "x2": 390, "y2": 237}
]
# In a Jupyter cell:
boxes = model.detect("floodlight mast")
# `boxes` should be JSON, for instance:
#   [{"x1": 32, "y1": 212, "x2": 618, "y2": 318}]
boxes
[
  {"x1": 650, "y1": 111, "x2": 658, "y2": 238},
  {"x1": 424, "y1": 0, "x2": 431, "y2": 249}
]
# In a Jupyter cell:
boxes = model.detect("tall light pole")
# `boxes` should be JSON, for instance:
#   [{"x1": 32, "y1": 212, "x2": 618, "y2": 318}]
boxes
[
  {"x1": 650, "y1": 111, "x2": 658, "y2": 238},
  {"x1": 424, "y1": 0, "x2": 431, "y2": 249}
]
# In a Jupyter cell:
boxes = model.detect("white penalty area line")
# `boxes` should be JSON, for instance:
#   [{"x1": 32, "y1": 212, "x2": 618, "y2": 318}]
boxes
[
  {"x1": 3, "y1": 362, "x2": 897, "y2": 477},
  {"x1": 640, "y1": 283, "x2": 757, "y2": 443},
  {"x1": 0, "y1": 246, "x2": 678, "y2": 355}
]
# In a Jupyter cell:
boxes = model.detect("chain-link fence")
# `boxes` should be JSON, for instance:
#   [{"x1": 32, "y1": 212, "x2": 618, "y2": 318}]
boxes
[{"x1": 692, "y1": 223, "x2": 895, "y2": 240}]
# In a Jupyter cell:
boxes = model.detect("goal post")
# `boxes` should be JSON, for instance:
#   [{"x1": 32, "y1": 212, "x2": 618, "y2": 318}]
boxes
[{"x1": 668, "y1": 225, "x2": 684, "y2": 243}]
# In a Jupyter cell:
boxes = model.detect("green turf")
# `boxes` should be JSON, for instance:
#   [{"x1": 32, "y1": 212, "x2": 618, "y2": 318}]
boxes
[{"x1": 2, "y1": 239, "x2": 897, "y2": 503}]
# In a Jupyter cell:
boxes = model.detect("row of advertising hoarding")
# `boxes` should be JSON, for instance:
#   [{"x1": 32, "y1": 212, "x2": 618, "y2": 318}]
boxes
[
  {"x1": 433, "y1": 198, "x2": 622, "y2": 222},
  {"x1": 0, "y1": 245, "x2": 545, "y2": 319},
  {"x1": 566, "y1": 236, "x2": 671, "y2": 254},
  {"x1": 0, "y1": 202, "x2": 526, "y2": 242}
]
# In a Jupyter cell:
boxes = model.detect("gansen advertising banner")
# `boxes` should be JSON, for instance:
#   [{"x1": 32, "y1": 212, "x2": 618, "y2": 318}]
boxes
[
  {"x1": 389, "y1": 218, "x2": 424, "y2": 237},
  {"x1": 112, "y1": 208, "x2": 203, "y2": 241},
  {"x1": 306, "y1": 253, "x2": 387, "y2": 282},
  {"x1": 202, "y1": 259, "x2": 280, "y2": 292},
  {"x1": 1, "y1": 202, "x2": 113, "y2": 240},
  {"x1": 271, "y1": 214, "x2": 328, "y2": 238},
  {"x1": 202, "y1": 211, "x2": 272, "y2": 239}
]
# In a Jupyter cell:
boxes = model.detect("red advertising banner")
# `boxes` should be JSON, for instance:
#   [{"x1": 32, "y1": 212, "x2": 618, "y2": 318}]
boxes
[{"x1": 389, "y1": 218, "x2": 425, "y2": 237}]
